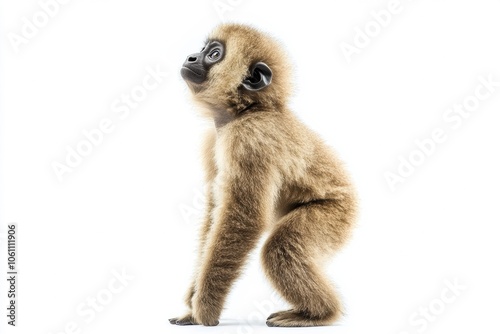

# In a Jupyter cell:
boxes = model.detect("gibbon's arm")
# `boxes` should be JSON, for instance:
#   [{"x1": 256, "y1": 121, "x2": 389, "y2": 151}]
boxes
[
  {"x1": 192, "y1": 142, "x2": 273, "y2": 325},
  {"x1": 183, "y1": 130, "x2": 218, "y2": 309}
]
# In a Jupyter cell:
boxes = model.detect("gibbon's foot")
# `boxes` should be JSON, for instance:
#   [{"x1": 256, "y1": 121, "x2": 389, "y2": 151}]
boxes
[
  {"x1": 169, "y1": 314, "x2": 198, "y2": 326},
  {"x1": 267, "y1": 309, "x2": 294, "y2": 320},
  {"x1": 168, "y1": 313, "x2": 219, "y2": 326},
  {"x1": 266, "y1": 310, "x2": 335, "y2": 327}
]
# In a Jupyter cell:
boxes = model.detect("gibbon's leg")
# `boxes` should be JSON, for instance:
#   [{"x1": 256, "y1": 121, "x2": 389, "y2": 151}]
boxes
[
  {"x1": 262, "y1": 199, "x2": 354, "y2": 327},
  {"x1": 172, "y1": 170, "x2": 271, "y2": 326}
]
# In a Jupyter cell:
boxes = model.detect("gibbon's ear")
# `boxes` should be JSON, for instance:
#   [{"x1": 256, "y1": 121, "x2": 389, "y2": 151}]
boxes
[{"x1": 242, "y1": 62, "x2": 272, "y2": 91}]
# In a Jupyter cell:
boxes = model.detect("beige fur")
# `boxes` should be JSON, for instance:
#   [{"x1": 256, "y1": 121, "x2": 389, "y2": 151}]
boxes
[{"x1": 170, "y1": 23, "x2": 357, "y2": 327}]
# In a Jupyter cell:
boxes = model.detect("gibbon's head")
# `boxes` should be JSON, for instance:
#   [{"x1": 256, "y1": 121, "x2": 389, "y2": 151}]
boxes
[{"x1": 180, "y1": 24, "x2": 292, "y2": 115}]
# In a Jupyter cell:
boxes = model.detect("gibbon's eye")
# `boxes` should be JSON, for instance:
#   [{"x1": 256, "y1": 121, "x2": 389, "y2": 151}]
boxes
[{"x1": 208, "y1": 49, "x2": 221, "y2": 61}]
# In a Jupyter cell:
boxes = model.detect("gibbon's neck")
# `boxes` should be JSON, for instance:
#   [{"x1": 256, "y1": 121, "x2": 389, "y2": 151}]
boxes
[
  {"x1": 213, "y1": 109, "x2": 233, "y2": 128},
  {"x1": 212, "y1": 102, "x2": 258, "y2": 128},
  {"x1": 212, "y1": 108, "x2": 236, "y2": 129}
]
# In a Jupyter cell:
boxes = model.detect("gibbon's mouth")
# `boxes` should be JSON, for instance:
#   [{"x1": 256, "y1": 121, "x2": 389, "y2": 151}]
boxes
[
  {"x1": 181, "y1": 66, "x2": 205, "y2": 84},
  {"x1": 182, "y1": 66, "x2": 201, "y2": 76}
]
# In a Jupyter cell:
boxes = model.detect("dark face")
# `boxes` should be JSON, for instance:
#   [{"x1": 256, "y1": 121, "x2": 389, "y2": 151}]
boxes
[{"x1": 181, "y1": 40, "x2": 224, "y2": 84}]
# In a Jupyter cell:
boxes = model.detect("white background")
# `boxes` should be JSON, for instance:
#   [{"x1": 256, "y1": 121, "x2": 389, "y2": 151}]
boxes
[{"x1": 1, "y1": 0, "x2": 499, "y2": 333}]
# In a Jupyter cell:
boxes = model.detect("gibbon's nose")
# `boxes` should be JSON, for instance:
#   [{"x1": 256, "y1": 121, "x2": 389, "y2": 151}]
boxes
[{"x1": 186, "y1": 54, "x2": 199, "y2": 63}]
